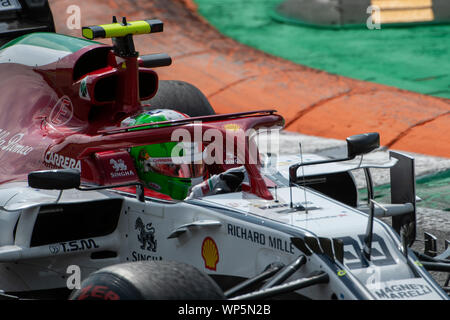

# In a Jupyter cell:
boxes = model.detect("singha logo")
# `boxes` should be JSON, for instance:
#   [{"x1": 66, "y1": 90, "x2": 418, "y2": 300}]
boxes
[
  {"x1": 110, "y1": 158, "x2": 128, "y2": 172},
  {"x1": 109, "y1": 158, "x2": 134, "y2": 178},
  {"x1": 135, "y1": 217, "x2": 157, "y2": 252}
]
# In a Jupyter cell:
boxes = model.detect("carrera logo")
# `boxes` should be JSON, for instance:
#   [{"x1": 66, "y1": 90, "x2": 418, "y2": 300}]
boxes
[
  {"x1": 201, "y1": 237, "x2": 219, "y2": 271},
  {"x1": 109, "y1": 158, "x2": 134, "y2": 178},
  {"x1": 45, "y1": 151, "x2": 81, "y2": 170}
]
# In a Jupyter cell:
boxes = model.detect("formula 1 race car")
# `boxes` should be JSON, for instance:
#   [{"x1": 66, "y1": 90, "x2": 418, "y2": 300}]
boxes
[
  {"x1": 0, "y1": 0, "x2": 55, "y2": 47},
  {"x1": 0, "y1": 13, "x2": 449, "y2": 300}
]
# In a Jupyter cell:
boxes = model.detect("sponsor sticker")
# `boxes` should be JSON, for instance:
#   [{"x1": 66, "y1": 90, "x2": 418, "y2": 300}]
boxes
[
  {"x1": 367, "y1": 279, "x2": 438, "y2": 300},
  {"x1": 77, "y1": 285, "x2": 120, "y2": 300},
  {"x1": 227, "y1": 223, "x2": 295, "y2": 254},
  {"x1": 109, "y1": 158, "x2": 135, "y2": 178},
  {"x1": 135, "y1": 217, "x2": 157, "y2": 252},
  {"x1": 49, "y1": 244, "x2": 60, "y2": 254},
  {"x1": 147, "y1": 182, "x2": 161, "y2": 190},
  {"x1": 338, "y1": 234, "x2": 395, "y2": 270},
  {"x1": 49, "y1": 95, "x2": 73, "y2": 127},
  {"x1": 201, "y1": 237, "x2": 219, "y2": 271},
  {"x1": 131, "y1": 217, "x2": 162, "y2": 261},
  {"x1": 0, "y1": 129, "x2": 33, "y2": 155},
  {"x1": 337, "y1": 270, "x2": 347, "y2": 277},
  {"x1": 48, "y1": 239, "x2": 99, "y2": 254},
  {"x1": 44, "y1": 151, "x2": 81, "y2": 170},
  {"x1": 223, "y1": 124, "x2": 241, "y2": 132},
  {"x1": 79, "y1": 77, "x2": 90, "y2": 100}
]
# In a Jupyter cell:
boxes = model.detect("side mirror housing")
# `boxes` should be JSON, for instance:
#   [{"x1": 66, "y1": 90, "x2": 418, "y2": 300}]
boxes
[
  {"x1": 346, "y1": 133, "x2": 380, "y2": 159},
  {"x1": 28, "y1": 169, "x2": 81, "y2": 190},
  {"x1": 289, "y1": 132, "x2": 381, "y2": 186}
]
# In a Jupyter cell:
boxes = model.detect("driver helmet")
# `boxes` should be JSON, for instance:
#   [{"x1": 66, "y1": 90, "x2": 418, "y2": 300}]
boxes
[{"x1": 122, "y1": 109, "x2": 206, "y2": 200}]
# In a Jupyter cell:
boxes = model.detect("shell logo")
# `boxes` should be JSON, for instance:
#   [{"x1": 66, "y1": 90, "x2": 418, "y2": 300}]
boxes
[{"x1": 201, "y1": 237, "x2": 219, "y2": 271}]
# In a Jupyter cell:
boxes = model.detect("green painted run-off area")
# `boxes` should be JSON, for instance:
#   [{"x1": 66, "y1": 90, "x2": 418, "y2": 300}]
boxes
[
  {"x1": 194, "y1": 0, "x2": 450, "y2": 98},
  {"x1": 360, "y1": 169, "x2": 450, "y2": 212},
  {"x1": 195, "y1": 0, "x2": 450, "y2": 211}
]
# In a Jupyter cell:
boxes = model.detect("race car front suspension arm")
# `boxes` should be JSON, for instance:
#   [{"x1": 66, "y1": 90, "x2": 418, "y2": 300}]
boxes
[{"x1": 230, "y1": 271, "x2": 329, "y2": 300}]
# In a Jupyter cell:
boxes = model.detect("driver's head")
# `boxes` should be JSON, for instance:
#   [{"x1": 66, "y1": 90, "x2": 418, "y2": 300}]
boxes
[{"x1": 122, "y1": 109, "x2": 206, "y2": 200}]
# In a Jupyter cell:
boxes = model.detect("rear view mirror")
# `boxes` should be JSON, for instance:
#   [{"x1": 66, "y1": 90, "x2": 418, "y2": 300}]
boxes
[
  {"x1": 346, "y1": 133, "x2": 380, "y2": 159},
  {"x1": 289, "y1": 132, "x2": 381, "y2": 187},
  {"x1": 28, "y1": 169, "x2": 81, "y2": 190}
]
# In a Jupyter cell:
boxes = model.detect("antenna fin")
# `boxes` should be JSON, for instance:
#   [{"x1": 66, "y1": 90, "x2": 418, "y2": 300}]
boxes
[{"x1": 299, "y1": 142, "x2": 308, "y2": 214}]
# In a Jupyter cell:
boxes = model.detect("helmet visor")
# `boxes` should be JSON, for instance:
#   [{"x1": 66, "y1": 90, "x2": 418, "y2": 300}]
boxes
[{"x1": 145, "y1": 157, "x2": 205, "y2": 178}]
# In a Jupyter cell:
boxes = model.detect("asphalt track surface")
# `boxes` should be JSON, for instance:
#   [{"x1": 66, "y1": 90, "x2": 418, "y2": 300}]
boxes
[
  {"x1": 48, "y1": 0, "x2": 449, "y2": 288},
  {"x1": 49, "y1": 0, "x2": 450, "y2": 158}
]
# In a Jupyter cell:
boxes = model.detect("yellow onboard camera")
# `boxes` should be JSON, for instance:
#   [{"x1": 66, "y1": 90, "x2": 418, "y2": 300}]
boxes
[{"x1": 82, "y1": 17, "x2": 163, "y2": 40}]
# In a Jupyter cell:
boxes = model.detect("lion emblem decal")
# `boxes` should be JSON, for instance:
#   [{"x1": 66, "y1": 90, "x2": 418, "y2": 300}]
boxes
[
  {"x1": 135, "y1": 217, "x2": 157, "y2": 252},
  {"x1": 110, "y1": 158, "x2": 127, "y2": 172}
]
